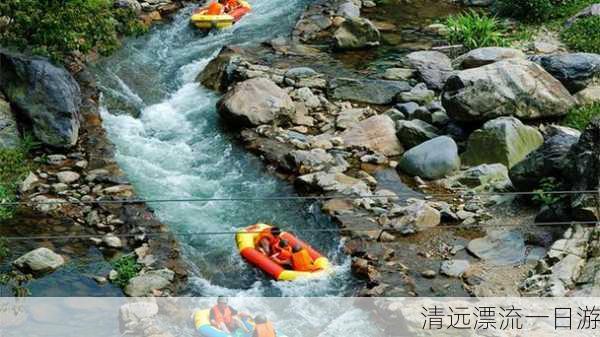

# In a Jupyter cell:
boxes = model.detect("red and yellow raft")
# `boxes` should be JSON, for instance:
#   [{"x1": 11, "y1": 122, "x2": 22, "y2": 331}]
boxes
[
  {"x1": 190, "y1": 1, "x2": 251, "y2": 29},
  {"x1": 235, "y1": 224, "x2": 330, "y2": 281}
]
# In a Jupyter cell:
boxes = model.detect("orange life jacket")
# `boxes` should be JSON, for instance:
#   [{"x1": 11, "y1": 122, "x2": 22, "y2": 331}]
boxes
[
  {"x1": 254, "y1": 229, "x2": 275, "y2": 246},
  {"x1": 254, "y1": 321, "x2": 276, "y2": 337},
  {"x1": 273, "y1": 245, "x2": 292, "y2": 262},
  {"x1": 225, "y1": 0, "x2": 240, "y2": 10},
  {"x1": 211, "y1": 305, "x2": 233, "y2": 328},
  {"x1": 206, "y1": 2, "x2": 223, "y2": 15},
  {"x1": 292, "y1": 249, "x2": 318, "y2": 271}
]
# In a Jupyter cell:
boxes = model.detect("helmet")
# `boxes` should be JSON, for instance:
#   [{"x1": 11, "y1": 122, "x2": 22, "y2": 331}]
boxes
[
  {"x1": 271, "y1": 226, "x2": 281, "y2": 236},
  {"x1": 254, "y1": 314, "x2": 267, "y2": 324},
  {"x1": 217, "y1": 296, "x2": 228, "y2": 304}
]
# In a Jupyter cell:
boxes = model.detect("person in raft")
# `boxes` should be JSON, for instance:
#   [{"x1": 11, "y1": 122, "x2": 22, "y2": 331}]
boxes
[
  {"x1": 222, "y1": 0, "x2": 241, "y2": 12},
  {"x1": 205, "y1": 1, "x2": 224, "y2": 15},
  {"x1": 210, "y1": 297, "x2": 251, "y2": 334},
  {"x1": 255, "y1": 226, "x2": 283, "y2": 256},
  {"x1": 253, "y1": 314, "x2": 277, "y2": 337},
  {"x1": 270, "y1": 240, "x2": 293, "y2": 268},
  {"x1": 291, "y1": 244, "x2": 319, "y2": 271}
]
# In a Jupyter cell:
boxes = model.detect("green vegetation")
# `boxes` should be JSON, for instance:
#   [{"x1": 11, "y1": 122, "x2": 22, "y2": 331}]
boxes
[
  {"x1": 0, "y1": 0, "x2": 147, "y2": 62},
  {"x1": 0, "y1": 139, "x2": 37, "y2": 221},
  {"x1": 561, "y1": 16, "x2": 600, "y2": 53},
  {"x1": 532, "y1": 177, "x2": 564, "y2": 206},
  {"x1": 445, "y1": 10, "x2": 506, "y2": 50},
  {"x1": 563, "y1": 103, "x2": 600, "y2": 130},
  {"x1": 111, "y1": 255, "x2": 142, "y2": 288},
  {"x1": 0, "y1": 238, "x2": 8, "y2": 260},
  {"x1": 495, "y1": 0, "x2": 598, "y2": 22}
]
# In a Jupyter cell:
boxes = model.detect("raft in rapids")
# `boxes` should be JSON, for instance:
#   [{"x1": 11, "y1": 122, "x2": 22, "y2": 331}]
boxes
[
  {"x1": 235, "y1": 223, "x2": 331, "y2": 281},
  {"x1": 190, "y1": 1, "x2": 251, "y2": 29}
]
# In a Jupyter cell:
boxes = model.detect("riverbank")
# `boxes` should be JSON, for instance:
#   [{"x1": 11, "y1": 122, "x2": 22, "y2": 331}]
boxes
[{"x1": 0, "y1": 0, "x2": 191, "y2": 296}]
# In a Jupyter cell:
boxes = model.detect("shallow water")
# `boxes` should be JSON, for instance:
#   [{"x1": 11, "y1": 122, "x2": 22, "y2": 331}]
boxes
[{"x1": 93, "y1": 2, "x2": 358, "y2": 297}]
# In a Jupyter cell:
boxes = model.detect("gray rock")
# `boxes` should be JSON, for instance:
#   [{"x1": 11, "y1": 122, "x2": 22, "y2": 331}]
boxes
[
  {"x1": 467, "y1": 231, "x2": 525, "y2": 266},
  {"x1": 288, "y1": 148, "x2": 335, "y2": 172},
  {"x1": 383, "y1": 68, "x2": 415, "y2": 81},
  {"x1": 341, "y1": 114, "x2": 403, "y2": 156},
  {"x1": 13, "y1": 247, "x2": 64, "y2": 275},
  {"x1": 333, "y1": 17, "x2": 380, "y2": 50},
  {"x1": 0, "y1": 98, "x2": 19, "y2": 149},
  {"x1": 328, "y1": 77, "x2": 410, "y2": 105},
  {"x1": 455, "y1": 47, "x2": 526, "y2": 69},
  {"x1": 398, "y1": 136, "x2": 460, "y2": 179},
  {"x1": 396, "y1": 119, "x2": 440, "y2": 149},
  {"x1": 124, "y1": 269, "x2": 175, "y2": 297},
  {"x1": 297, "y1": 171, "x2": 370, "y2": 195},
  {"x1": 218, "y1": 77, "x2": 295, "y2": 127},
  {"x1": 456, "y1": 163, "x2": 511, "y2": 190},
  {"x1": 463, "y1": 117, "x2": 544, "y2": 169},
  {"x1": 440, "y1": 260, "x2": 470, "y2": 277},
  {"x1": 391, "y1": 199, "x2": 441, "y2": 234},
  {"x1": 395, "y1": 102, "x2": 419, "y2": 116},
  {"x1": 531, "y1": 53, "x2": 600, "y2": 93},
  {"x1": 102, "y1": 234, "x2": 123, "y2": 249},
  {"x1": 0, "y1": 50, "x2": 81, "y2": 148},
  {"x1": 565, "y1": 4, "x2": 600, "y2": 28},
  {"x1": 197, "y1": 46, "x2": 242, "y2": 93},
  {"x1": 337, "y1": 1, "x2": 360, "y2": 18},
  {"x1": 20, "y1": 172, "x2": 41, "y2": 193},
  {"x1": 396, "y1": 83, "x2": 435, "y2": 104},
  {"x1": 575, "y1": 85, "x2": 600, "y2": 105},
  {"x1": 56, "y1": 171, "x2": 80, "y2": 184},
  {"x1": 510, "y1": 126, "x2": 580, "y2": 191},
  {"x1": 405, "y1": 51, "x2": 453, "y2": 90},
  {"x1": 442, "y1": 59, "x2": 576, "y2": 121},
  {"x1": 113, "y1": 0, "x2": 142, "y2": 15},
  {"x1": 336, "y1": 108, "x2": 367, "y2": 130}
]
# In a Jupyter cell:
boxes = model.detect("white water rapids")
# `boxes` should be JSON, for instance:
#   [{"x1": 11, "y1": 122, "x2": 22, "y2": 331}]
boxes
[{"x1": 93, "y1": 2, "x2": 359, "y2": 298}]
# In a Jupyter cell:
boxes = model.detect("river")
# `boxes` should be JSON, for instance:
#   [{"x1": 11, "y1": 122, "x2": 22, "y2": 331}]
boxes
[{"x1": 92, "y1": 1, "x2": 358, "y2": 297}]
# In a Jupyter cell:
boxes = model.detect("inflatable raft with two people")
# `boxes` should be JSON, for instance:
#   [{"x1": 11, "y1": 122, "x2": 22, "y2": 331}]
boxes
[
  {"x1": 236, "y1": 224, "x2": 331, "y2": 281},
  {"x1": 190, "y1": 0, "x2": 251, "y2": 29},
  {"x1": 193, "y1": 297, "x2": 286, "y2": 337}
]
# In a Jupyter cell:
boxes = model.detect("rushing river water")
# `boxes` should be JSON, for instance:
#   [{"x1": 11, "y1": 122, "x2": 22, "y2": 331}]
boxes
[{"x1": 92, "y1": 2, "x2": 358, "y2": 297}]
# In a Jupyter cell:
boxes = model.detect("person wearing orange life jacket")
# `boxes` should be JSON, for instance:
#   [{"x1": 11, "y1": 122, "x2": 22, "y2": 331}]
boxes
[
  {"x1": 209, "y1": 297, "x2": 250, "y2": 334},
  {"x1": 205, "y1": 1, "x2": 224, "y2": 15},
  {"x1": 291, "y1": 244, "x2": 320, "y2": 272},
  {"x1": 220, "y1": 0, "x2": 241, "y2": 12},
  {"x1": 253, "y1": 314, "x2": 277, "y2": 337},
  {"x1": 255, "y1": 226, "x2": 282, "y2": 256},
  {"x1": 270, "y1": 240, "x2": 292, "y2": 268}
]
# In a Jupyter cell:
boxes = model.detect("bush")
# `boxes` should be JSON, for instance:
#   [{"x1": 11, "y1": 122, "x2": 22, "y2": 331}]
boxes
[
  {"x1": 532, "y1": 177, "x2": 564, "y2": 206},
  {"x1": 0, "y1": 136, "x2": 38, "y2": 221},
  {"x1": 111, "y1": 255, "x2": 142, "y2": 288},
  {"x1": 0, "y1": 0, "x2": 147, "y2": 62},
  {"x1": 561, "y1": 16, "x2": 600, "y2": 53},
  {"x1": 495, "y1": 0, "x2": 598, "y2": 22},
  {"x1": 445, "y1": 10, "x2": 506, "y2": 50},
  {"x1": 563, "y1": 103, "x2": 600, "y2": 130}
]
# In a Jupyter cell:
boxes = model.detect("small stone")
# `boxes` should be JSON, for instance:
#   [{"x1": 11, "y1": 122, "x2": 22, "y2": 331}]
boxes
[
  {"x1": 56, "y1": 171, "x2": 80, "y2": 184},
  {"x1": 440, "y1": 260, "x2": 470, "y2": 277},
  {"x1": 75, "y1": 160, "x2": 88, "y2": 169},
  {"x1": 102, "y1": 234, "x2": 123, "y2": 249},
  {"x1": 20, "y1": 172, "x2": 41, "y2": 193},
  {"x1": 421, "y1": 270, "x2": 437, "y2": 278},
  {"x1": 52, "y1": 183, "x2": 69, "y2": 192},
  {"x1": 46, "y1": 154, "x2": 67, "y2": 166},
  {"x1": 108, "y1": 270, "x2": 119, "y2": 281}
]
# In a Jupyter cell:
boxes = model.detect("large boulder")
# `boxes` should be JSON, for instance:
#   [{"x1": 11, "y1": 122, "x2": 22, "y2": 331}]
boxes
[
  {"x1": 217, "y1": 77, "x2": 294, "y2": 127},
  {"x1": 398, "y1": 136, "x2": 460, "y2": 179},
  {"x1": 566, "y1": 117, "x2": 600, "y2": 220},
  {"x1": 341, "y1": 114, "x2": 403, "y2": 156},
  {"x1": 124, "y1": 269, "x2": 175, "y2": 297},
  {"x1": 530, "y1": 53, "x2": 600, "y2": 93},
  {"x1": 197, "y1": 46, "x2": 242, "y2": 92},
  {"x1": 395, "y1": 119, "x2": 440, "y2": 149},
  {"x1": 333, "y1": 17, "x2": 380, "y2": 50},
  {"x1": 462, "y1": 117, "x2": 544, "y2": 169},
  {"x1": 13, "y1": 247, "x2": 64, "y2": 275},
  {"x1": 0, "y1": 97, "x2": 19, "y2": 149},
  {"x1": 510, "y1": 126, "x2": 581, "y2": 191},
  {"x1": 328, "y1": 78, "x2": 410, "y2": 104},
  {"x1": 454, "y1": 47, "x2": 526, "y2": 69},
  {"x1": 442, "y1": 59, "x2": 576, "y2": 121},
  {"x1": 405, "y1": 51, "x2": 453, "y2": 90},
  {"x1": 0, "y1": 50, "x2": 81, "y2": 148}
]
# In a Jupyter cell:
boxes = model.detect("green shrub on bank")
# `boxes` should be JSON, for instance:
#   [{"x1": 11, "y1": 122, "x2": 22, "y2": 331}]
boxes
[
  {"x1": 495, "y1": 0, "x2": 598, "y2": 22},
  {"x1": 561, "y1": 16, "x2": 600, "y2": 53},
  {"x1": 446, "y1": 10, "x2": 506, "y2": 50},
  {"x1": 563, "y1": 103, "x2": 600, "y2": 130},
  {"x1": 0, "y1": 136, "x2": 38, "y2": 221},
  {"x1": 0, "y1": 0, "x2": 147, "y2": 62},
  {"x1": 111, "y1": 255, "x2": 142, "y2": 288}
]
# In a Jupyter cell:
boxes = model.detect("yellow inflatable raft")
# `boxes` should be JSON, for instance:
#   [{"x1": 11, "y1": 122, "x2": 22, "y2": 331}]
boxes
[
  {"x1": 190, "y1": 1, "x2": 252, "y2": 30},
  {"x1": 236, "y1": 223, "x2": 330, "y2": 281}
]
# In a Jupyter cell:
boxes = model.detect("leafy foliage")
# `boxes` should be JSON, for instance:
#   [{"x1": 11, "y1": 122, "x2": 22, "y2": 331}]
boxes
[
  {"x1": 532, "y1": 177, "x2": 564, "y2": 206},
  {"x1": 0, "y1": 0, "x2": 147, "y2": 62},
  {"x1": 563, "y1": 103, "x2": 600, "y2": 130},
  {"x1": 445, "y1": 10, "x2": 506, "y2": 50},
  {"x1": 561, "y1": 16, "x2": 600, "y2": 53},
  {"x1": 495, "y1": 0, "x2": 599, "y2": 22},
  {"x1": 0, "y1": 137, "x2": 37, "y2": 221},
  {"x1": 0, "y1": 238, "x2": 8, "y2": 260},
  {"x1": 111, "y1": 255, "x2": 142, "y2": 288}
]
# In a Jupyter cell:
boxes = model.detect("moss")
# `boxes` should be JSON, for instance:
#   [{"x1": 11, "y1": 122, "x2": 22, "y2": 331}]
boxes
[{"x1": 563, "y1": 103, "x2": 600, "y2": 130}]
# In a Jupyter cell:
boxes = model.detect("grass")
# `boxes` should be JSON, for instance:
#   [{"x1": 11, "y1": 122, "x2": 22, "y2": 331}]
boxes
[
  {"x1": 561, "y1": 16, "x2": 600, "y2": 53},
  {"x1": 0, "y1": 137, "x2": 38, "y2": 221},
  {"x1": 445, "y1": 10, "x2": 507, "y2": 50},
  {"x1": 111, "y1": 255, "x2": 142, "y2": 288},
  {"x1": 563, "y1": 103, "x2": 600, "y2": 130}
]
